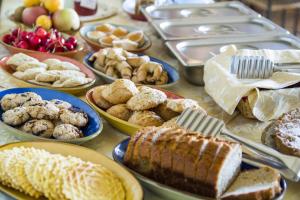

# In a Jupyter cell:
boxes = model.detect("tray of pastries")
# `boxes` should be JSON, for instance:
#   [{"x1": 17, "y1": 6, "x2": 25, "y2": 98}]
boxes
[
  {"x1": 86, "y1": 79, "x2": 204, "y2": 135},
  {"x1": 0, "y1": 88, "x2": 102, "y2": 144},
  {"x1": 113, "y1": 126, "x2": 286, "y2": 200},
  {"x1": 0, "y1": 53, "x2": 96, "y2": 95}
]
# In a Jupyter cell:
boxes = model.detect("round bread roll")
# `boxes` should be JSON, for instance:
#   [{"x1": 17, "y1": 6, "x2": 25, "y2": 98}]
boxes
[
  {"x1": 128, "y1": 111, "x2": 164, "y2": 127},
  {"x1": 127, "y1": 88, "x2": 167, "y2": 111},
  {"x1": 102, "y1": 79, "x2": 139, "y2": 104},
  {"x1": 106, "y1": 104, "x2": 132, "y2": 121},
  {"x1": 92, "y1": 86, "x2": 113, "y2": 109}
]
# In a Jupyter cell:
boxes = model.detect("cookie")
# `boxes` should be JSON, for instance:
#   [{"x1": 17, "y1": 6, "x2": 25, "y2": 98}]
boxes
[
  {"x1": 102, "y1": 79, "x2": 139, "y2": 104},
  {"x1": 154, "y1": 102, "x2": 180, "y2": 121},
  {"x1": 128, "y1": 111, "x2": 164, "y2": 127},
  {"x1": 1, "y1": 92, "x2": 42, "y2": 111},
  {"x1": 53, "y1": 124, "x2": 83, "y2": 140},
  {"x1": 6, "y1": 53, "x2": 38, "y2": 70},
  {"x1": 13, "y1": 67, "x2": 46, "y2": 81},
  {"x1": 92, "y1": 86, "x2": 113, "y2": 109},
  {"x1": 59, "y1": 108, "x2": 88, "y2": 127},
  {"x1": 48, "y1": 61, "x2": 80, "y2": 71},
  {"x1": 166, "y1": 98, "x2": 202, "y2": 113},
  {"x1": 21, "y1": 119, "x2": 54, "y2": 138},
  {"x1": 16, "y1": 61, "x2": 47, "y2": 72},
  {"x1": 26, "y1": 101, "x2": 60, "y2": 120},
  {"x1": 35, "y1": 71, "x2": 61, "y2": 82},
  {"x1": 126, "y1": 88, "x2": 167, "y2": 111},
  {"x1": 52, "y1": 76, "x2": 92, "y2": 88},
  {"x1": 42, "y1": 58, "x2": 61, "y2": 67},
  {"x1": 2, "y1": 107, "x2": 30, "y2": 126},
  {"x1": 107, "y1": 104, "x2": 132, "y2": 121},
  {"x1": 50, "y1": 99, "x2": 72, "y2": 110}
]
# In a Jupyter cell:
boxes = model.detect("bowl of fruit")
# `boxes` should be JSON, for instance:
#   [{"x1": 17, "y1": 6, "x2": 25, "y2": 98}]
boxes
[{"x1": 1, "y1": 27, "x2": 83, "y2": 58}]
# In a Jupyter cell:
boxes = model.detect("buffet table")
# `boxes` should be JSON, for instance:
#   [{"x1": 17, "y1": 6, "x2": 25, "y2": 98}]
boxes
[{"x1": 0, "y1": 0, "x2": 299, "y2": 199}]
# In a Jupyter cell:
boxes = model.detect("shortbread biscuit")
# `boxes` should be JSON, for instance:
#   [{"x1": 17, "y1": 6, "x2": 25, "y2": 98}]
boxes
[
  {"x1": 6, "y1": 53, "x2": 38, "y2": 70},
  {"x1": 13, "y1": 67, "x2": 46, "y2": 81},
  {"x1": 16, "y1": 61, "x2": 47, "y2": 72},
  {"x1": 48, "y1": 61, "x2": 80, "y2": 71}
]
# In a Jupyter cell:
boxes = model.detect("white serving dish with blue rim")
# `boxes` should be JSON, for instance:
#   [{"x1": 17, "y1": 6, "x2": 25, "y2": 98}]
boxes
[
  {"x1": 83, "y1": 52, "x2": 180, "y2": 88},
  {"x1": 0, "y1": 88, "x2": 103, "y2": 144},
  {"x1": 113, "y1": 138, "x2": 287, "y2": 200}
]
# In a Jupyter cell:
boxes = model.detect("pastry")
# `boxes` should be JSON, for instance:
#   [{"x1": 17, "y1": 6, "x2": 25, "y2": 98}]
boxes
[
  {"x1": 6, "y1": 53, "x2": 38, "y2": 70},
  {"x1": 126, "y1": 30, "x2": 145, "y2": 46},
  {"x1": 99, "y1": 35, "x2": 119, "y2": 47},
  {"x1": 102, "y1": 79, "x2": 139, "y2": 104},
  {"x1": 126, "y1": 88, "x2": 167, "y2": 111},
  {"x1": 95, "y1": 23, "x2": 116, "y2": 33},
  {"x1": 16, "y1": 61, "x2": 47, "y2": 72},
  {"x1": 52, "y1": 76, "x2": 92, "y2": 87},
  {"x1": 112, "y1": 27, "x2": 129, "y2": 37},
  {"x1": 124, "y1": 127, "x2": 242, "y2": 198},
  {"x1": 128, "y1": 111, "x2": 164, "y2": 127},
  {"x1": 107, "y1": 104, "x2": 132, "y2": 121},
  {"x1": 21, "y1": 119, "x2": 54, "y2": 138},
  {"x1": 154, "y1": 102, "x2": 180, "y2": 121},
  {"x1": 59, "y1": 108, "x2": 88, "y2": 127},
  {"x1": 48, "y1": 61, "x2": 80, "y2": 71},
  {"x1": 42, "y1": 58, "x2": 61, "y2": 67},
  {"x1": 53, "y1": 124, "x2": 83, "y2": 140},
  {"x1": 113, "y1": 39, "x2": 139, "y2": 51},
  {"x1": 1, "y1": 92, "x2": 42, "y2": 111},
  {"x1": 87, "y1": 30, "x2": 106, "y2": 41},
  {"x1": 35, "y1": 70, "x2": 61, "y2": 82},
  {"x1": 2, "y1": 107, "x2": 30, "y2": 126},
  {"x1": 50, "y1": 99, "x2": 72, "y2": 110},
  {"x1": 26, "y1": 101, "x2": 60, "y2": 120},
  {"x1": 91, "y1": 86, "x2": 113, "y2": 109},
  {"x1": 13, "y1": 67, "x2": 46, "y2": 81},
  {"x1": 166, "y1": 98, "x2": 203, "y2": 113},
  {"x1": 127, "y1": 55, "x2": 150, "y2": 68}
]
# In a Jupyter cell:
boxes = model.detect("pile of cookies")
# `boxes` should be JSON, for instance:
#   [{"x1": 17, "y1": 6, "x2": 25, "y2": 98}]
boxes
[
  {"x1": 7, "y1": 53, "x2": 93, "y2": 87},
  {"x1": 92, "y1": 79, "x2": 203, "y2": 127},
  {"x1": 86, "y1": 23, "x2": 145, "y2": 51},
  {"x1": 1, "y1": 92, "x2": 88, "y2": 140},
  {"x1": 89, "y1": 48, "x2": 169, "y2": 85},
  {"x1": 0, "y1": 147, "x2": 125, "y2": 200}
]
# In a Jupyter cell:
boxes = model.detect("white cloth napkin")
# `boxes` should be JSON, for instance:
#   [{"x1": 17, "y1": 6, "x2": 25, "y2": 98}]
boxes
[{"x1": 204, "y1": 45, "x2": 300, "y2": 121}]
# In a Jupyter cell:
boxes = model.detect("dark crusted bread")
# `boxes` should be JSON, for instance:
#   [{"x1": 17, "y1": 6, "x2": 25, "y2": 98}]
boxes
[
  {"x1": 124, "y1": 127, "x2": 242, "y2": 198},
  {"x1": 221, "y1": 167, "x2": 281, "y2": 200},
  {"x1": 262, "y1": 108, "x2": 300, "y2": 157}
]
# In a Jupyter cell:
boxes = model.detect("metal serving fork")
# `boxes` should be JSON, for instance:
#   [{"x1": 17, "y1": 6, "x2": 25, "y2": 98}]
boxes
[
  {"x1": 230, "y1": 56, "x2": 300, "y2": 79},
  {"x1": 176, "y1": 108, "x2": 300, "y2": 181}
]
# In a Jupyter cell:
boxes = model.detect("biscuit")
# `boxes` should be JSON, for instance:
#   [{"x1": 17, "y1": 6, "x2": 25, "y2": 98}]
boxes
[
  {"x1": 107, "y1": 104, "x2": 132, "y2": 121},
  {"x1": 166, "y1": 98, "x2": 203, "y2": 113},
  {"x1": 127, "y1": 88, "x2": 167, "y2": 111},
  {"x1": 102, "y1": 79, "x2": 139, "y2": 104},
  {"x1": 1, "y1": 92, "x2": 42, "y2": 111},
  {"x1": 48, "y1": 61, "x2": 80, "y2": 71},
  {"x1": 52, "y1": 76, "x2": 92, "y2": 88},
  {"x1": 16, "y1": 61, "x2": 47, "y2": 72},
  {"x1": 13, "y1": 67, "x2": 46, "y2": 81},
  {"x1": 21, "y1": 119, "x2": 54, "y2": 138},
  {"x1": 128, "y1": 111, "x2": 164, "y2": 127},
  {"x1": 26, "y1": 101, "x2": 60, "y2": 120},
  {"x1": 6, "y1": 53, "x2": 38, "y2": 70},
  {"x1": 35, "y1": 70, "x2": 61, "y2": 82},
  {"x1": 92, "y1": 86, "x2": 113, "y2": 109},
  {"x1": 42, "y1": 58, "x2": 61, "y2": 67},
  {"x1": 50, "y1": 99, "x2": 72, "y2": 110},
  {"x1": 59, "y1": 108, "x2": 88, "y2": 127},
  {"x1": 154, "y1": 102, "x2": 180, "y2": 121},
  {"x1": 53, "y1": 124, "x2": 83, "y2": 140},
  {"x1": 2, "y1": 107, "x2": 30, "y2": 126}
]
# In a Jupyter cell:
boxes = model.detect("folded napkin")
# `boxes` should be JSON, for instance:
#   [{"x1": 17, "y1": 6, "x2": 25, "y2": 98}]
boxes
[{"x1": 204, "y1": 45, "x2": 300, "y2": 121}]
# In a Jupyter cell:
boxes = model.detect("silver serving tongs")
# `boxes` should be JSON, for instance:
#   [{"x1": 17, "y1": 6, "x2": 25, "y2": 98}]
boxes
[
  {"x1": 176, "y1": 108, "x2": 300, "y2": 181},
  {"x1": 230, "y1": 55, "x2": 300, "y2": 79}
]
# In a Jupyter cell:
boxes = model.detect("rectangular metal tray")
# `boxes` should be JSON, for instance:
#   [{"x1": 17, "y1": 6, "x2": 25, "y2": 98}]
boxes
[
  {"x1": 141, "y1": 1, "x2": 259, "y2": 21},
  {"x1": 152, "y1": 16, "x2": 286, "y2": 40},
  {"x1": 166, "y1": 34, "x2": 300, "y2": 67}
]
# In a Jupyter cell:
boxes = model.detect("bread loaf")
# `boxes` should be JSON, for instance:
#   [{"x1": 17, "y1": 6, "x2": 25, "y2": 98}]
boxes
[{"x1": 124, "y1": 127, "x2": 242, "y2": 198}]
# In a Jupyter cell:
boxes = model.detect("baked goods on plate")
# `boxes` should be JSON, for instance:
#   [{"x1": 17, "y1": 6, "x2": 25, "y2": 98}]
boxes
[
  {"x1": 0, "y1": 88, "x2": 102, "y2": 144},
  {"x1": 0, "y1": 141, "x2": 143, "y2": 200},
  {"x1": 86, "y1": 79, "x2": 203, "y2": 135},
  {"x1": 0, "y1": 53, "x2": 96, "y2": 95},
  {"x1": 262, "y1": 108, "x2": 300, "y2": 157},
  {"x1": 80, "y1": 23, "x2": 151, "y2": 52},
  {"x1": 84, "y1": 48, "x2": 179, "y2": 87},
  {"x1": 113, "y1": 127, "x2": 286, "y2": 200}
]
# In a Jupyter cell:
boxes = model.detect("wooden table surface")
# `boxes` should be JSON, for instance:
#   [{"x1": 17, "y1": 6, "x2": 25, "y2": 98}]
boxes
[{"x1": 0, "y1": 0, "x2": 299, "y2": 199}]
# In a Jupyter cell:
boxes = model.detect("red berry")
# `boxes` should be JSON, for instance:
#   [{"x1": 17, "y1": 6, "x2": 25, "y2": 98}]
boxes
[
  {"x1": 64, "y1": 42, "x2": 74, "y2": 51},
  {"x1": 16, "y1": 41, "x2": 29, "y2": 49},
  {"x1": 66, "y1": 36, "x2": 77, "y2": 45},
  {"x1": 20, "y1": 31, "x2": 29, "y2": 41},
  {"x1": 38, "y1": 46, "x2": 47, "y2": 52},
  {"x1": 12, "y1": 28, "x2": 21, "y2": 37},
  {"x1": 54, "y1": 46, "x2": 65, "y2": 52},
  {"x1": 29, "y1": 35, "x2": 41, "y2": 47},
  {"x1": 58, "y1": 37, "x2": 65, "y2": 45},
  {"x1": 35, "y1": 27, "x2": 48, "y2": 38},
  {"x1": 2, "y1": 34, "x2": 13, "y2": 44}
]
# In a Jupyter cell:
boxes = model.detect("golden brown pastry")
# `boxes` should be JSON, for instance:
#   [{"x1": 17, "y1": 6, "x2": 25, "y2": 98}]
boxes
[
  {"x1": 102, "y1": 79, "x2": 139, "y2": 104},
  {"x1": 128, "y1": 111, "x2": 164, "y2": 127},
  {"x1": 92, "y1": 86, "x2": 113, "y2": 109},
  {"x1": 154, "y1": 102, "x2": 180, "y2": 121},
  {"x1": 166, "y1": 98, "x2": 204, "y2": 113},
  {"x1": 126, "y1": 88, "x2": 167, "y2": 111},
  {"x1": 106, "y1": 104, "x2": 132, "y2": 121}
]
